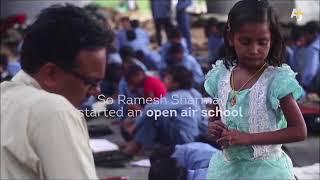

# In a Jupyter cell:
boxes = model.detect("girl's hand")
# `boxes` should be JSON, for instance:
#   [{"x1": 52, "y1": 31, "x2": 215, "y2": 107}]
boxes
[
  {"x1": 217, "y1": 129, "x2": 252, "y2": 146},
  {"x1": 208, "y1": 120, "x2": 228, "y2": 139}
]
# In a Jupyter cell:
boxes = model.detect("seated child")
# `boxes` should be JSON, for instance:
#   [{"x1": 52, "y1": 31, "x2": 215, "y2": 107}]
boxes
[
  {"x1": 160, "y1": 27, "x2": 189, "y2": 67},
  {"x1": 122, "y1": 66, "x2": 205, "y2": 156},
  {"x1": 125, "y1": 64, "x2": 167, "y2": 100},
  {"x1": 165, "y1": 42, "x2": 204, "y2": 87}
]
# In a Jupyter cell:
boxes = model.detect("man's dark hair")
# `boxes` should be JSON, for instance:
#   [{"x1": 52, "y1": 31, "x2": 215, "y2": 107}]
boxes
[
  {"x1": 165, "y1": 65, "x2": 193, "y2": 90},
  {"x1": 21, "y1": 4, "x2": 114, "y2": 74},
  {"x1": 303, "y1": 21, "x2": 320, "y2": 35},
  {"x1": 84, "y1": 4, "x2": 108, "y2": 27}
]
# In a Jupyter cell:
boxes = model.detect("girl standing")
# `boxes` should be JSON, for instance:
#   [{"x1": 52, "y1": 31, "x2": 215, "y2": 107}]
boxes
[{"x1": 205, "y1": 0, "x2": 307, "y2": 179}]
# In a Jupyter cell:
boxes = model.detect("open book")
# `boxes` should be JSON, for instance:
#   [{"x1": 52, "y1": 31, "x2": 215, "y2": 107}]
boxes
[{"x1": 89, "y1": 139, "x2": 119, "y2": 153}]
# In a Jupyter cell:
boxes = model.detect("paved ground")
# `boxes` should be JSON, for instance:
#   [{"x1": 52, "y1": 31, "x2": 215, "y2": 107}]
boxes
[
  {"x1": 87, "y1": 115, "x2": 319, "y2": 180},
  {"x1": 88, "y1": 116, "x2": 150, "y2": 180}
]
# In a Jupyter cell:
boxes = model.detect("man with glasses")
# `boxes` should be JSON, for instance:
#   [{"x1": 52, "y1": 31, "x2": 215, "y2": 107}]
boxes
[{"x1": 1, "y1": 4, "x2": 113, "y2": 179}]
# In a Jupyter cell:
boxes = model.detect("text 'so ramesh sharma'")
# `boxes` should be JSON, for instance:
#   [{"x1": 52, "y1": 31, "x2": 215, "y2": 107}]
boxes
[{"x1": 97, "y1": 94, "x2": 221, "y2": 106}]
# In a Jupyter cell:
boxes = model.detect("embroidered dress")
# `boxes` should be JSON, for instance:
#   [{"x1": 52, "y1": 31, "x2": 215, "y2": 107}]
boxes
[{"x1": 204, "y1": 60, "x2": 303, "y2": 179}]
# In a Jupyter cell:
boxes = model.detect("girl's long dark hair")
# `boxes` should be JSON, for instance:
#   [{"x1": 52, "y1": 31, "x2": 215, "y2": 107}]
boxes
[{"x1": 223, "y1": 0, "x2": 285, "y2": 69}]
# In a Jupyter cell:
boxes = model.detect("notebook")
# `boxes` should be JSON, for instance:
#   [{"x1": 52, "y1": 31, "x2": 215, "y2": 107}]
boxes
[{"x1": 89, "y1": 139, "x2": 119, "y2": 153}]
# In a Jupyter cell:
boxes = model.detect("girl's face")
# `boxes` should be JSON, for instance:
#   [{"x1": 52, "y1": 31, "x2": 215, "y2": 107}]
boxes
[{"x1": 228, "y1": 22, "x2": 271, "y2": 68}]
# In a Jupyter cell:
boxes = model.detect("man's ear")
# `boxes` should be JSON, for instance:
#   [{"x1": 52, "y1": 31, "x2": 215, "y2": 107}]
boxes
[{"x1": 37, "y1": 63, "x2": 62, "y2": 88}]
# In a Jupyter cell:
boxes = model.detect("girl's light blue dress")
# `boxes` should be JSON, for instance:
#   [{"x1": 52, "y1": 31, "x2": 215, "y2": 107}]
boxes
[{"x1": 204, "y1": 60, "x2": 303, "y2": 180}]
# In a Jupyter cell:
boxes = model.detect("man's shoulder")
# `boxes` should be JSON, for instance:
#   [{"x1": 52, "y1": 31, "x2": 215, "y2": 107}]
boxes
[
  {"x1": 36, "y1": 92, "x2": 74, "y2": 111},
  {"x1": 1, "y1": 82, "x2": 74, "y2": 113}
]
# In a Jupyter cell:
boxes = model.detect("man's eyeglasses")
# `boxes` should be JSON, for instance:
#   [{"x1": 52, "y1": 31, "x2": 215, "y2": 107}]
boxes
[{"x1": 69, "y1": 70, "x2": 103, "y2": 89}]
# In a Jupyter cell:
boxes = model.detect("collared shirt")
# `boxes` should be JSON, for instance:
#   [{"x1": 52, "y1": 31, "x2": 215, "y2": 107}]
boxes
[
  {"x1": 295, "y1": 37, "x2": 320, "y2": 89},
  {"x1": 1, "y1": 71, "x2": 98, "y2": 179}
]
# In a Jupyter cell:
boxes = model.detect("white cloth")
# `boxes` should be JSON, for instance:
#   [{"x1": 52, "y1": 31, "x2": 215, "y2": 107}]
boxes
[
  {"x1": 1, "y1": 70, "x2": 98, "y2": 179},
  {"x1": 293, "y1": 163, "x2": 320, "y2": 180}
]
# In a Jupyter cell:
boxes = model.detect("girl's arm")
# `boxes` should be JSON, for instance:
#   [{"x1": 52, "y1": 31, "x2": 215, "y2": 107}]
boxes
[
  {"x1": 249, "y1": 94, "x2": 307, "y2": 145},
  {"x1": 217, "y1": 94, "x2": 307, "y2": 146}
]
